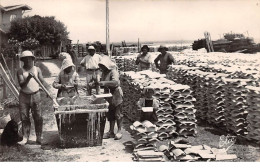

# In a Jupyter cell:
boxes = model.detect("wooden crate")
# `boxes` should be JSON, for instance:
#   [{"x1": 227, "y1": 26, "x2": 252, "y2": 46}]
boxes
[{"x1": 54, "y1": 97, "x2": 108, "y2": 148}]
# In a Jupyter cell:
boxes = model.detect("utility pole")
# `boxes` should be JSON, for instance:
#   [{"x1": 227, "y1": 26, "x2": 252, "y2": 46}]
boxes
[{"x1": 106, "y1": 0, "x2": 110, "y2": 57}]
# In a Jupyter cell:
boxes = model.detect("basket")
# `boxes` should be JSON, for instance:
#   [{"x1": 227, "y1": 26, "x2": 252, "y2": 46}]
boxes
[{"x1": 54, "y1": 96, "x2": 108, "y2": 148}]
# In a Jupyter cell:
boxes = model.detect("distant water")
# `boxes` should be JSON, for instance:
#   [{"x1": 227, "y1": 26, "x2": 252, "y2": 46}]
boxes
[{"x1": 73, "y1": 40, "x2": 193, "y2": 47}]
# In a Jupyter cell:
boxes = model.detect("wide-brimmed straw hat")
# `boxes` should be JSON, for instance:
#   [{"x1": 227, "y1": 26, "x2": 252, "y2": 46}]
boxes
[
  {"x1": 20, "y1": 50, "x2": 35, "y2": 59},
  {"x1": 141, "y1": 45, "x2": 150, "y2": 52},
  {"x1": 158, "y1": 45, "x2": 168, "y2": 52},
  {"x1": 88, "y1": 46, "x2": 96, "y2": 51}
]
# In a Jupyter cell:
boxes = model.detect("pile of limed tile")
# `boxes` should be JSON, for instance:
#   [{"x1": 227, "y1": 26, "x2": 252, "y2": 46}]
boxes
[
  {"x1": 170, "y1": 85, "x2": 197, "y2": 137},
  {"x1": 112, "y1": 56, "x2": 137, "y2": 72},
  {"x1": 222, "y1": 78, "x2": 250, "y2": 136},
  {"x1": 245, "y1": 86, "x2": 260, "y2": 143},
  {"x1": 168, "y1": 142, "x2": 237, "y2": 161},
  {"x1": 121, "y1": 70, "x2": 197, "y2": 137},
  {"x1": 130, "y1": 120, "x2": 165, "y2": 162},
  {"x1": 205, "y1": 73, "x2": 228, "y2": 126}
]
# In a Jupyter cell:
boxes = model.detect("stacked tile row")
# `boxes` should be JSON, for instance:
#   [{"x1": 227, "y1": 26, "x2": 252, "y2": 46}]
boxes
[
  {"x1": 121, "y1": 70, "x2": 197, "y2": 137},
  {"x1": 245, "y1": 86, "x2": 260, "y2": 142},
  {"x1": 222, "y1": 78, "x2": 250, "y2": 136}
]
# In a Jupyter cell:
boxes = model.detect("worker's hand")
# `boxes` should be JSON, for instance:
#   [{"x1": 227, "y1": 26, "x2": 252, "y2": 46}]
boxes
[
  {"x1": 80, "y1": 63, "x2": 85, "y2": 67},
  {"x1": 28, "y1": 72, "x2": 34, "y2": 79},
  {"x1": 61, "y1": 84, "x2": 67, "y2": 89},
  {"x1": 88, "y1": 82, "x2": 95, "y2": 87},
  {"x1": 98, "y1": 81, "x2": 105, "y2": 87}
]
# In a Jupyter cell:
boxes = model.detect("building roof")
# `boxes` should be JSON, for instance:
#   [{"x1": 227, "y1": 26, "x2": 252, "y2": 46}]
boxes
[{"x1": 0, "y1": 4, "x2": 32, "y2": 12}]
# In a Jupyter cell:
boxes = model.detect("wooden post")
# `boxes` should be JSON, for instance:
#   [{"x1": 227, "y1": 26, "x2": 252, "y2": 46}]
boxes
[
  {"x1": 110, "y1": 44, "x2": 114, "y2": 56},
  {"x1": 3, "y1": 80, "x2": 7, "y2": 99},
  {"x1": 106, "y1": 0, "x2": 111, "y2": 57},
  {"x1": 77, "y1": 40, "x2": 79, "y2": 57},
  {"x1": 138, "y1": 38, "x2": 139, "y2": 52}
]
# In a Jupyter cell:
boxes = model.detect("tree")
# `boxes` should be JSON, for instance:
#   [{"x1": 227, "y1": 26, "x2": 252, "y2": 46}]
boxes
[{"x1": 8, "y1": 15, "x2": 69, "y2": 47}]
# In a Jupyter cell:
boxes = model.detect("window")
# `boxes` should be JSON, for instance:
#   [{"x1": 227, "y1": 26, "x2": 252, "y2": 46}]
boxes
[{"x1": 10, "y1": 14, "x2": 17, "y2": 22}]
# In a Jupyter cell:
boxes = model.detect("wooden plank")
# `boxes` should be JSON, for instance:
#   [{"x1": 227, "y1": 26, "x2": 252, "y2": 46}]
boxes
[
  {"x1": 0, "y1": 63, "x2": 19, "y2": 100},
  {"x1": 1, "y1": 54, "x2": 17, "y2": 89},
  {"x1": 30, "y1": 73, "x2": 59, "y2": 106}
]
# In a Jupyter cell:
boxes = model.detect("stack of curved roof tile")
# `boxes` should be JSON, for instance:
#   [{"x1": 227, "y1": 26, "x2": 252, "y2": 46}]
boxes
[
  {"x1": 205, "y1": 73, "x2": 228, "y2": 126},
  {"x1": 222, "y1": 78, "x2": 250, "y2": 136},
  {"x1": 121, "y1": 70, "x2": 197, "y2": 138},
  {"x1": 245, "y1": 86, "x2": 260, "y2": 142},
  {"x1": 166, "y1": 63, "x2": 259, "y2": 141}
]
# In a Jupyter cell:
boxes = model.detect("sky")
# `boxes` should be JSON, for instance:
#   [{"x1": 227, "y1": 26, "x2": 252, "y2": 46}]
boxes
[{"x1": 1, "y1": 0, "x2": 260, "y2": 44}]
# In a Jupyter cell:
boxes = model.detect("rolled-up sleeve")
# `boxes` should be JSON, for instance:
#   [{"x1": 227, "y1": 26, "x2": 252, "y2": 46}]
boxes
[{"x1": 80, "y1": 57, "x2": 86, "y2": 65}]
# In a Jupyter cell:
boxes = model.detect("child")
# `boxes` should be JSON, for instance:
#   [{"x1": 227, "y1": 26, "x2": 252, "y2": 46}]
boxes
[
  {"x1": 53, "y1": 59, "x2": 79, "y2": 98},
  {"x1": 137, "y1": 87, "x2": 159, "y2": 123}
]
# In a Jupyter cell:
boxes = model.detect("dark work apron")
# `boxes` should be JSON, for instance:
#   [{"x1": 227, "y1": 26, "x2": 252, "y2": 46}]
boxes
[{"x1": 140, "y1": 99, "x2": 158, "y2": 123}]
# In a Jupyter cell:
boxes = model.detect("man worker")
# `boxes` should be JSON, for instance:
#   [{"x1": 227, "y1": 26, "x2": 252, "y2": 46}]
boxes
[
  {"x1": 66, "y1": 44, "x2": 77, "y2": 66},
  {"x1": 80, "y1": 46, "x2": 102, "y2": 95},
  {"x1": 154, "y1": 45, "x2": 175, "y2": 74},
  {"x1": 17, "y1": 50, "x2": 52, "y2": 145}
]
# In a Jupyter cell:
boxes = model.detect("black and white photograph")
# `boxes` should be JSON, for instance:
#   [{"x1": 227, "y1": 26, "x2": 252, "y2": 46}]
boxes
[{"x1": 0, "y1": 0, "x2": 260, "y2": 164}]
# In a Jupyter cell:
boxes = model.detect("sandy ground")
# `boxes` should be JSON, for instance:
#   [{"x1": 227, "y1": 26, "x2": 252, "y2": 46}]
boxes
[
  {"x1": 0, "y1": 74, "x2": 135, "y2": 162},
  {"x1": 1, "y1": 61, "x2": 260, "y2": 162}
]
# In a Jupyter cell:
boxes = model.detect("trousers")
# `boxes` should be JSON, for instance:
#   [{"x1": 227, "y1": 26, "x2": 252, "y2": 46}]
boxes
[{"x1": 19, "y1": 91, "x2": 42, "y2": 140}]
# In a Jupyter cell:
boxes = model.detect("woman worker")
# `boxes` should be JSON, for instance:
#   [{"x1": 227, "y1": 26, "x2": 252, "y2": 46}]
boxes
[
  {"x1": 52, "y1": 59, "x2": 79, "y2": 98},
  {"x1": 98, "y1": 56, "x2": 123, "y2": 140},
  {"x1": 135, "y1": 45, "x2": 153, "y2": 71}
]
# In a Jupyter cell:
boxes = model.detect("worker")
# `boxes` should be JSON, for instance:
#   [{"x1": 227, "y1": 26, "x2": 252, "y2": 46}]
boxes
[
  {"x1": 98, "y1": 56, "x2": 123, "y2": 140},
  {"x1": 66, "y1": 44, "x2": 77, "y2": 66},
  {"x1": 154, "y1": 45, "x2": 175, "y2": 74},
  {"x1": 137, "y1": 87, "x2": 159, "y2": 123},
  {"x1": 52, "y1": 59, "x2": 79, "y2": 98},
  {"x1": 80, "y1": 46, "x2": 102, "y2": 95},
  {"x1": 135, "y1": 45, "x2": 153, "y2": 71},
  {"x1": 17, "y1": 50, "x2": 52, "y2": 145},
  {"x1": 59, "y1": 52, "x2": 73, "y2": 65}
]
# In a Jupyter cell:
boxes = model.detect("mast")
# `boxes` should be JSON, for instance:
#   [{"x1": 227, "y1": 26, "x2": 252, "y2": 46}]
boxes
[{"x1": 106, "y1": 0, "x2": 110, "y2": 57}]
